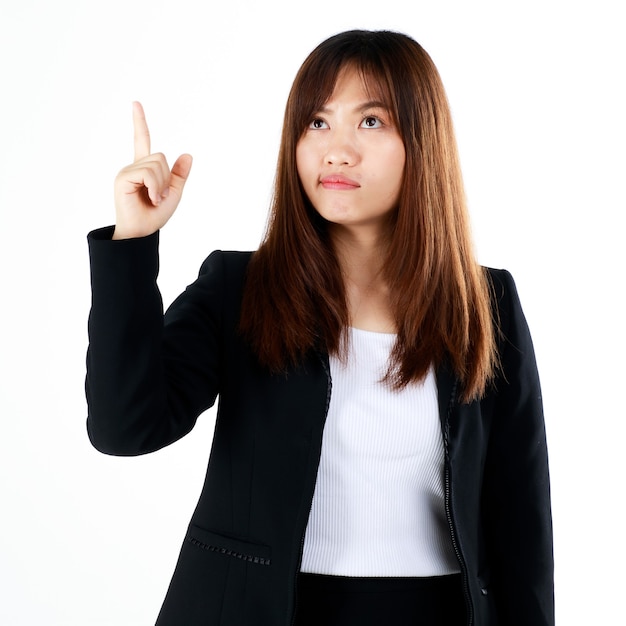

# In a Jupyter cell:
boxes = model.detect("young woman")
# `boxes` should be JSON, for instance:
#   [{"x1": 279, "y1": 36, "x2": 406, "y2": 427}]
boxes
[{"x1": 86, "y1": 30, "x2": 554, "y2": 626}]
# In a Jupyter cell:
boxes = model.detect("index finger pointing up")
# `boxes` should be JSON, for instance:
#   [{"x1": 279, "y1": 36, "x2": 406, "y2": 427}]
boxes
[{"x1": 132, "y1": 101, "x2": 151, "y2": 162}]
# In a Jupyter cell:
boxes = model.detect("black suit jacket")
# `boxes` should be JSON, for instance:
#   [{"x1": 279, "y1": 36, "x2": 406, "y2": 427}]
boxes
[{"x1": 86, "y1": 226, "x2": 554, "y2": 625}]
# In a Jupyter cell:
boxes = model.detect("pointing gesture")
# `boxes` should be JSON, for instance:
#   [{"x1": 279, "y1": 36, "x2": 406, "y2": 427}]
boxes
[
  {"x1": 133, "y1": 101, "x2": 152, "y2": 162},
  {"x1": 113, "y1": 102, "x2": 193, "y2": 240}
]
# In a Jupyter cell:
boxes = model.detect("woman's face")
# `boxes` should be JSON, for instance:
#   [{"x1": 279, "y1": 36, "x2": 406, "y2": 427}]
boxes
[{"x1": 296, "y1": 67, "x2": 405, "y2": 236}]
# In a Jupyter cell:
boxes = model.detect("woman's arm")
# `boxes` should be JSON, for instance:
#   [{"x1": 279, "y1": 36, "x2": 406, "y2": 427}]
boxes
[
  {"x1": 483, "y1": 269, "x2": 554, "y2": 625},
  {"x1": 86, "y1": 228, "x2": 225, "y2": 455},
  {"x1": 85, "y1": 103, "x2": 217, "y2": 456}
]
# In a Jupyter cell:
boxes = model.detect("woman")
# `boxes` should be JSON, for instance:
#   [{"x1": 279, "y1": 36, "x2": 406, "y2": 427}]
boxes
[{"x1": 86, "y1": 30, "x2": 554, "y2": 625}]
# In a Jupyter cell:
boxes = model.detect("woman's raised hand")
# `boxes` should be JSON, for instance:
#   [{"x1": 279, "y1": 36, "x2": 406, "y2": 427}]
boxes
[{"x1": 113, "y1": 102, "x2": 193, "y2": 240}]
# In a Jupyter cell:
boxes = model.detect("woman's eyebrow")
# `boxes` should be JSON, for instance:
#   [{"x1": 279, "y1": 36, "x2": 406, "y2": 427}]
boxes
[
  {"x1": 317, "y1": 100, "x2": 389, "y2": 114},
  {"x1": 357, "y1": 100, "x2": 388, "y2": 112}
]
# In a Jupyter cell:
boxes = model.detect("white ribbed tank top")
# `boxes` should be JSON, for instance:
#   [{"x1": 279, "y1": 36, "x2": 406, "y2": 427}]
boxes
[{"x1": 300, "y1": 327, "x2": 460, "y2": 577}]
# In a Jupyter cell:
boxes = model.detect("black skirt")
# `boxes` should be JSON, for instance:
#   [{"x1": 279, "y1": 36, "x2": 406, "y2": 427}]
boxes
[{"x1": 293, "y1": 572, "x2": 467, "y2": 626}]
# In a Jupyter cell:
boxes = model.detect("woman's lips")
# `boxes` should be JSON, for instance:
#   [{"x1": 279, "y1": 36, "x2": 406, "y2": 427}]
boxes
[{"x1": 320, "y1": 175, "x2": 360, "y2": 190}]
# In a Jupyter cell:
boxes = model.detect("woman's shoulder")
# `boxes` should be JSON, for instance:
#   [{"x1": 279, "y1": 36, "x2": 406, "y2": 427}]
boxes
[
  {"x1": 483, "y1": 266, "x2": 524, "y2": 317},
  {"x1": 198, "y1": 250, "x2": 254, "y2": 275},
  {"x1": 184, "y1": 250, "x2": 254, "y2": 302},
  {"x1": 195, "y1": 251, "x2": 255, "y2": 297},
  {"x1": 483, "y1": 266, "x2": 515, "y2": 296},
  {"x1": 165, "y1": 250, "x2": 255, "y2": 331},
  {"x1": 482, "y1": 266, "x2": 536, "y2": 365}
]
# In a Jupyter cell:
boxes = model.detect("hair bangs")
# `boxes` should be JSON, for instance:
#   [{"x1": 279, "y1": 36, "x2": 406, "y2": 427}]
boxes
[{"x1": 287, "y1": 33, "x2": 402, "y2": 141}]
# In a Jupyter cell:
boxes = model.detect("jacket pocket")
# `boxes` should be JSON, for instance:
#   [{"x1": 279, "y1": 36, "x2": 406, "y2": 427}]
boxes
[{"x1": 187, "y1": 524, "x2": 272, "y2": 566}]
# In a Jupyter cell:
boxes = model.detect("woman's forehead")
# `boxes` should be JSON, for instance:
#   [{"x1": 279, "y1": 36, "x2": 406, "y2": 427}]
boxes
[{"x1": 323, "y1": 63, "x2": 391, "y2": 106}]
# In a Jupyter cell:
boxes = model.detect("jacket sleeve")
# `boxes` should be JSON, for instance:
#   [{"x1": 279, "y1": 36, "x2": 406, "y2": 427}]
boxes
[
  {"x1": 483, "y1": 269, "x2": 554, "y2": 625},
  {"x1": 85, "y1": 226, "x2": 224, "y2": 456}
]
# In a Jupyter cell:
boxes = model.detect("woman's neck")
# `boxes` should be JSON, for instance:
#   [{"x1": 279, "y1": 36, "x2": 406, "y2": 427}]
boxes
[{"x1": 330, "y1": 226, "x2": 397, "y2": 334}]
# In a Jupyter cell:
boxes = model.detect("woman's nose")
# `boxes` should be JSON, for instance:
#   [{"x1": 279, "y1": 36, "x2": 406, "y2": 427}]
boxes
[{"x1": 324, "y1": 130, "x2": 359, "y2": 166}]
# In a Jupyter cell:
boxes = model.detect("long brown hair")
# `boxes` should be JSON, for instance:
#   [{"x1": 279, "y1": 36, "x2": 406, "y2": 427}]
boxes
[{"x1": 239, "y1": 30, "x2": 497, "y2": 402}]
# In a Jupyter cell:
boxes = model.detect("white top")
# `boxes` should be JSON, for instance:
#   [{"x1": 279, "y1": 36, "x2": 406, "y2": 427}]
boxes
[{"x1": 300, "y1": 327, "x2": 460, "y2": 577}]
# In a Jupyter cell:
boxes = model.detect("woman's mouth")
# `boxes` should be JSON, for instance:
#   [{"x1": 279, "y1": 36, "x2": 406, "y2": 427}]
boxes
[{"x1": 320, "y1": 175, "x2": 360, "y2": 190}]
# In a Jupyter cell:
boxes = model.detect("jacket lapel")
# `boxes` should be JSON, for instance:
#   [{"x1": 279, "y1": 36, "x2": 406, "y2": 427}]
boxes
[{"x1": 436, "y1": 360, "x2": 458, "y2": 432}]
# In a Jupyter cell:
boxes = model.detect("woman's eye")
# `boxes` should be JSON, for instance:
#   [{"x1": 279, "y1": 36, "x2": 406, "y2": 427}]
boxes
[
  {"x1": 309, "y1": 118, "x2": 328, "y2": 129},
  {"x1": 361, "y1": 116, "x2": 383, "y2": 128}
]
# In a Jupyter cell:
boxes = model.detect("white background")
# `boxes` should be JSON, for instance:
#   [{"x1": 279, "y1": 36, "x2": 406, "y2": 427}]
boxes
[{"x1": 1, "y1": 1, "x2": 624, "y2": 624}]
